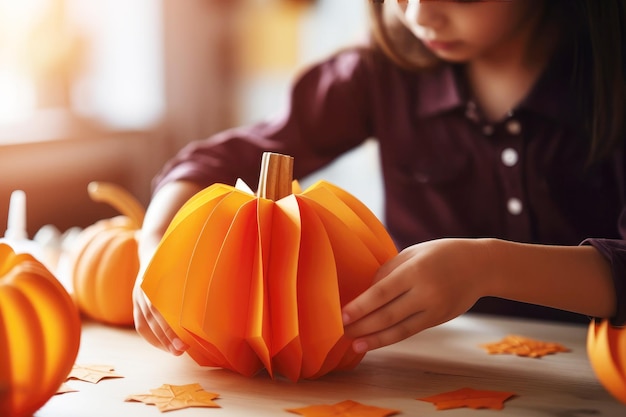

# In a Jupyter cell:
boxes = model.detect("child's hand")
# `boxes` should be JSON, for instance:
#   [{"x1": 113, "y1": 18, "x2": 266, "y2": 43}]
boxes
[
  {"x1": 133, "y1": 280, "x2": 189, "y2": 355},
  {"x1": 131, "y1": 180, "x2": 202, "y2": 355},
  {"x1": 342, "y1": 238, "x2": 490, "y2": 353},
  {"x1": 132, "y1": 230, "x2": 188, "y2": 356}
]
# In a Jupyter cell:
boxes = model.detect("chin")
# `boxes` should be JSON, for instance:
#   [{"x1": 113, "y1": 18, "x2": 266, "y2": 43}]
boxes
[{"x1": 433, "y1": 53, "x2": 471, "y2": 63}]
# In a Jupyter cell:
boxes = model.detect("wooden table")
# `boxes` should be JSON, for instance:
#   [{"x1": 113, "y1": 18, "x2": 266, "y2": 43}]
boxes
[{"x1": 36, "y1": 313, "x2": 624, "y2": 416}]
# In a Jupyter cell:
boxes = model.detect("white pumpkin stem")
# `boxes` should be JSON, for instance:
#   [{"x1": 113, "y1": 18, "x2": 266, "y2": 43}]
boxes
[
  {"x1": 5, "y1": 190, "x2": 28, "y2": 240},
  {"x1": 257, "y1": 152, "x2": 294, "y2": 201},
  {"x1": 87, "y1": 182, "x2": 146, "y2": 227}
]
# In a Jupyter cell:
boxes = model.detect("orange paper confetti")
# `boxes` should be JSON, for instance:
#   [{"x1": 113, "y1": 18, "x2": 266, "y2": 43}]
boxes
[
  {"x1": 418, "y1": 387, "x2": 516, "y2": 410},
  {"x1": 287, "y1": 400, "x2": 399, "y2": 417},
  {"x1": 125, "y1": 383, "x2": 220, "y2": 412},
  {"x1": 481, "y1": 335, "x2": 570, "y2": 358},
  {"x1": 55, "y1": 382, "x2": 78, "y2": 395},
  {"x1": 67, "y1": 364, "x2": 124, "y2": 383}
]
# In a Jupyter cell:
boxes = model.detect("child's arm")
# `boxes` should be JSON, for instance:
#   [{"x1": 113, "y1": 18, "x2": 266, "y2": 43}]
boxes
[
  {"x1": 133, "y1": 180, "x2": 203, "y2": 354},
  {"x1": 342, "y1": 238, "x2": 616, "y2": 353}
]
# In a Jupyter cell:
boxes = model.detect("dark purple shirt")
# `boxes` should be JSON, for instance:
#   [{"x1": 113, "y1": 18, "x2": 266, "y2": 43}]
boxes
[{"x1": 154, "y1": 46, "x2": 626, "y2": 325}]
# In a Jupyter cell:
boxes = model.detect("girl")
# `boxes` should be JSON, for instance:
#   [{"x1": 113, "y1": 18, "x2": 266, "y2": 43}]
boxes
[{"x1": 134, "y1": 0, "x2": 626, "y2": 356}]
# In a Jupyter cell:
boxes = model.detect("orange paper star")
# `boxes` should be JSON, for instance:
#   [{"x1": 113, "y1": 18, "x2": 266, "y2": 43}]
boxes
[
  {"x1": 125, "y1": 383, "x2": 220, "y2": 412},
  {"x1": 418, "y1": 387, "x2": 516, "y2": 410},
  {"x1": 67, "y1": 364, "x2": 124, "y2": 383},
  {"x1": 481, "y1": 335, "x2": 570, "y2": 358},
  {"x1": 287, "y1": 400, "x2": 399, "y2": 417}
]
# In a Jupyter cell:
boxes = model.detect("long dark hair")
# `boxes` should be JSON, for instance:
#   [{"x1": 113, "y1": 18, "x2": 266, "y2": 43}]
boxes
[{"x1": 367, "y1": 0, "x2": 626, "y2": 163}]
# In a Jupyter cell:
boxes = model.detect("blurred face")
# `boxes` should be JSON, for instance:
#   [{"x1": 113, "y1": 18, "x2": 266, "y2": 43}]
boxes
[{"x1": 394, "y1": 0, "x2": 544, "y2": 64}]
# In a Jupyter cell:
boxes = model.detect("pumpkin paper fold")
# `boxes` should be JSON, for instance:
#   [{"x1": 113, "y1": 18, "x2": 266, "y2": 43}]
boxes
[
  {"x1": 587, "y1": 318, "x2": 626, "y2": 404},
  {"x1": 142, "y1": 153, "x2": 397, "y2": 381}
]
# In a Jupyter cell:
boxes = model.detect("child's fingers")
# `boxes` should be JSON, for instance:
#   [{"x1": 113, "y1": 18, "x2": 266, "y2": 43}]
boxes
[
  {"x1": 343, "y1": 252, "x2": 414, "y2": 325},
  {"x1": 342, "y1": 277, "x2": 408, "y2": 326},
  {"x1": 133, "y1": 286, "x2": 187, "y2": 355},
  {"x1": 343, "y1": 286, "x2": 421, "y2": 338},
  {"x1": 148, "y1": 305, "x2": 187, "y2": 355},
  {"x1": 370, "y1": 248, "x2": 413, "y2": 285},
  {"x1": 349, "y1": 310, "x2": 434, "y2": 353},
  {"x1": 133, "y1": 296, "x2": 163, "y2": 349}
]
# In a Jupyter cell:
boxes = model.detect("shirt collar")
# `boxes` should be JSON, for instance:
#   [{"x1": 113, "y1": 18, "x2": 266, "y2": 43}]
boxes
[
  {"x1": 413, "y1": 50, "x2": 579, "y2": 127},
  {"x1": 516, "y1": 48, "x2": 579, "y2": 127},
  {"x1": 414, "y1": 64, "x2": 464, "y2": 118}
]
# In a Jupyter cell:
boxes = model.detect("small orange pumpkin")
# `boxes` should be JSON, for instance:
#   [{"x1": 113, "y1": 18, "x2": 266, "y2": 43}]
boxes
[
  {"x1": 69, "y1": 182, "x2": 145, "y2": 326},
  {"x1": 587, "y1": 318, "x2": 626, "y2": 404},
  {"x1": 0, "y1": 242, "x2": 81, "y2": 417}
]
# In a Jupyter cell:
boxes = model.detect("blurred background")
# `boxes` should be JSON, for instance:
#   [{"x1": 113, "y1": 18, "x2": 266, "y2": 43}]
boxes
[{"x1": 0, "y1": 0, "x2": 382, "y2": 238}]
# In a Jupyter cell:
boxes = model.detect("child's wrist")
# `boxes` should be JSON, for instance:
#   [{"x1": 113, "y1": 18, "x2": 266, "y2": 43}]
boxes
[{"x1": 470, "y1": 238, "x2": 505, "y2": 299}]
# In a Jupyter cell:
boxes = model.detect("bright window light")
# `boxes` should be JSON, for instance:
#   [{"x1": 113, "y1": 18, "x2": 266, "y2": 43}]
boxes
[{"x1": 0, "y1": 0, "x2": 164, "y2": 132}]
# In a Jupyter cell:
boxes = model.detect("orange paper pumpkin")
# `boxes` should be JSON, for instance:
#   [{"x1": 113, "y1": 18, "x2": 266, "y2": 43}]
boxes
[
  {"x1": 587, "y1": 318, "x2": 626, "y2": 404},
  {"x1": 70, "y1": 182, "x2": 145, "y2": 326},
  {"x1": 0, "y1": 243, "x2": 81, "y2": 417},
  {"x1": 142, "y1": 153, "x2": 398, "y2": 381}
]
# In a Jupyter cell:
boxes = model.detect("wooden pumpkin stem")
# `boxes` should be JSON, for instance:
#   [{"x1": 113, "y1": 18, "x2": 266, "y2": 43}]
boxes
[
  {"x1": 257, "y1": 153, "x2": 294, "y2": 201},
  {"x1": 87, "y1": 182, "x2": 146, "y2": 227}
]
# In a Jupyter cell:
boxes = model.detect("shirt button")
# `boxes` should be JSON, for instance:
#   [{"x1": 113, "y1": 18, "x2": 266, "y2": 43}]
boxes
[
  {"x1": 506, "y1": 119, "x2": 522, "y2": 135},
  {"x1": 482, "y1": 125, "x2": 494, "y2": 136},
  {"x1": 465, "y1": 109, "x2": 479, "y2": 122},
  {"x1": 507, "y1": 198, "x2": 523, "y2": 215},
  {"x1": 501, "y1": 148, "x2": 518, "y2": 167}
]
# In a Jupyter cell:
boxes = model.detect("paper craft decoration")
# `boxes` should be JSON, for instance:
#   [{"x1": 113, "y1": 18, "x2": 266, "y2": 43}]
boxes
[
  {"x1": 0, "y1": 243, "x2": 81, "y2": 417},
  {"x1": 69, "y1": 181, "x2": 145, "y2": 326},
  {"x1": 67, "y1": 364, "x2": 124, "y2": 384},
  {"x1": 141, "y1": 152, "x2": 398, "y2": 381},
  {"x1": 481, "y1": 335, "x2": 570, "y2": 358},
  {"x1": 418, "y1": 387, "x2": 516, "y2": 410},
  {"x1": 587, "y1": 318, "x2": 626, "y2": 404},
  {"x1": 125, "y1": 383, "x2": 220, "y2": 412},
  {"x1": 55, "y1": 383, "x2": 78, "y2": 395},
  {"x1": 287, "y1": 399, "x2": 399, "y2": 417}
]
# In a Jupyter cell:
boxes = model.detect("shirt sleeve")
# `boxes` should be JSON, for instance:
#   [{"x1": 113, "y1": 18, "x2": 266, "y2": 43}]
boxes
[
  {"x1": 583, "y1": 209, "x2": 626, "y2": 326},
  {"x1": 152, "y1": 47, "x2": 375, "y2": 194}
]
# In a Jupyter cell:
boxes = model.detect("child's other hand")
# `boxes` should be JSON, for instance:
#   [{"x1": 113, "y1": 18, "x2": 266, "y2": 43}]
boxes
[
  {"x1": 342, "y1": 238, "x2": 490, "y2": 353},
  {"x1": 133, "y1": 280, "x2": 189, "y2": 355}
]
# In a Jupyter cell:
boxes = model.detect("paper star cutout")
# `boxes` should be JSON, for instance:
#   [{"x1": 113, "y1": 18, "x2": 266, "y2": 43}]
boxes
[
  {"x1": 67, "y1": 364, "x2": 124, "y2": 383},
  {"x1": 125, "y1": 383, "x2": 220, "y2": 412},
  {"x1": 481, "y1": 335, "x2": 570, "y2": 358},
  {"x1": 55, "y1": 382, "x2": 78, "y2": 395},
  {"x1": 287, "y1": 399, "x2": 399, "y2": 417},
  {"x1": 418, "y1": 387, "x2": 516, "y2": 410}
]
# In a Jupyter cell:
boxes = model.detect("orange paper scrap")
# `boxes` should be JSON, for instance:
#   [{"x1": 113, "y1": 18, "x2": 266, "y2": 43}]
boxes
[
  {"x1": 125, "y1": 383, "x2": 220, "y2": 412},
  {"x1": 287, "y1": 400, "x2": 399, "y2": 417},
  {"x1": 141, "y1": 155, "x2": 397, "y2": 381},
  {"x1": 418, "y1": 387, "x2": 516, "y2": 410},
  {"x1": 67, "y1": 364, "x2": 124, "y2": 383},
  {"x1": 481, "y1": 335, "x2": 570, "y2": 358}
]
